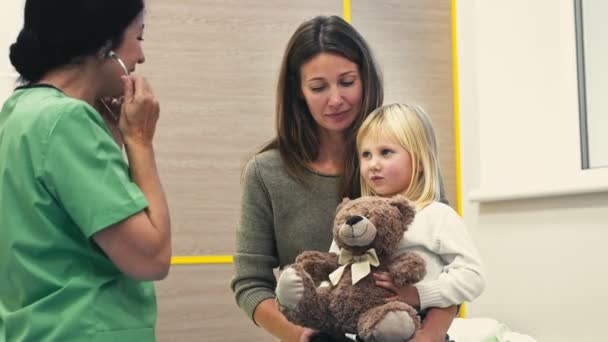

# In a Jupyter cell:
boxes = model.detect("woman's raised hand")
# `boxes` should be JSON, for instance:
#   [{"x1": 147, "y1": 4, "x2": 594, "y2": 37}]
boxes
[{"x1": 119, "y1": 75, "x2": 160, "y2": 147}]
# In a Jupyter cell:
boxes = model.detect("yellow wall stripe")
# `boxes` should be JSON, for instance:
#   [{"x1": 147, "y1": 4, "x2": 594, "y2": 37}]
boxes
[
  {"x1": 451, "y1": 0, "x2": 467, "y2": 319},
  {"x1": 451, "y1": 0, "x2": 463, "y2": 218},
  {"x1": 171, "y1": 255, "x2": 233, "y2": 265},
  {"x1": 343, "y1": 0, "x2": 351, "y2": 23}
]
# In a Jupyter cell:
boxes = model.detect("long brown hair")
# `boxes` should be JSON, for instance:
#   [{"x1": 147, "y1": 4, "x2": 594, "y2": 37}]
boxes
[{"x1": 260, "y1": 15, "x2": 383, "y2": 199}]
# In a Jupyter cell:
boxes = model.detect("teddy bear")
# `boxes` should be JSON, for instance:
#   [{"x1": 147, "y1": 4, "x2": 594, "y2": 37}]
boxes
[{"x1": 276, "y1": 195, "x2": 426, "y2": 341}]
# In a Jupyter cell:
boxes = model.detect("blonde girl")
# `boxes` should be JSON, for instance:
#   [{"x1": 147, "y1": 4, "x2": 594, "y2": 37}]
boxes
[{"x1": 356, "y1": 103, "x2": 485, "y2": 341}]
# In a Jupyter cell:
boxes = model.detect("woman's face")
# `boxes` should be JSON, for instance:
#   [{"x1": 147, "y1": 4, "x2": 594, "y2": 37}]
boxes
[
  {"x1": 299, "y1": 53, "x2": 363, "y2": 136},
  {"x1": 102, "y1": 13, "x2": 146, "y2": 96}
]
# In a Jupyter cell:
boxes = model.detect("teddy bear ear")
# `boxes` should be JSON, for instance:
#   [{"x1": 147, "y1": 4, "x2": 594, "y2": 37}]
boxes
[
  {"x1": 388, "y1": 195, "x2": 416, "y2": 226},
  {"x1": 335, "y1": 197, "x2": 351, "y2": 214}
]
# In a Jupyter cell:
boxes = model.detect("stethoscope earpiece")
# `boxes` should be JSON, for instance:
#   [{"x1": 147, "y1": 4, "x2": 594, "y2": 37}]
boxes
[{"x1": 106, "y1": 50, "x2": 129, "y2": 76}]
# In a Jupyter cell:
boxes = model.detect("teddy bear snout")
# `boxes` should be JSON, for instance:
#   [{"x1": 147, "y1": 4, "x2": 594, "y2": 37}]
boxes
[
  {"x1": 339, "y1": 216, "x2": 377, "y2": 247},
  {"x1": 345, "y1": 215, "x2": 363, "y2": 226}
]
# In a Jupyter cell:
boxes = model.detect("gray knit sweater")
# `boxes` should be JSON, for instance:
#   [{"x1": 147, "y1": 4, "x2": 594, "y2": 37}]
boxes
[{"x1": 230, "y1": 150, "x2": 341, "y2": 321}]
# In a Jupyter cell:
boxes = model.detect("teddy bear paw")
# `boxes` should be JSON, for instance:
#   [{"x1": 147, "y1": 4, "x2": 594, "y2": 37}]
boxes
[
  {"x1": 358, "y1": 302, "x2": 419, "y2": 342},
  {"x1": 369, "y1": 310, "x2": 416, "y2": 342},
  {"x1": 276, "y1": 267, "x2": 306, "y2": 310}
]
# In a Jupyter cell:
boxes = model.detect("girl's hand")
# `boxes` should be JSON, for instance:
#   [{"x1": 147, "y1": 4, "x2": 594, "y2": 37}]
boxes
[
  {"x1": 119, "y1": 75, "x2": 160, "y2": 147},
  {"x1": 373, "y1": 271, "x2": 420, "y2": 309}
]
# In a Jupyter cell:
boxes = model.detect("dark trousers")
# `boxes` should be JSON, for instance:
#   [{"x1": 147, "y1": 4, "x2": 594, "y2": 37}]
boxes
[{"x1": 311, "y1": 332, "x2": 453, "y2": 341}]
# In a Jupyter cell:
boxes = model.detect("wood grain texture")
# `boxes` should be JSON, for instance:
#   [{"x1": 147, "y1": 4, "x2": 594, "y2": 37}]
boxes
[
  {"x1": 136, "y1": 1, "x2": 452, "y2": 340},
  {"x1": 352, "y1": 0, "x2": 457, "y2": 207},
  {"x1": 156, "y1": 264, "x2": 273, "y2": 341},
  {"x1": 138, "y1": 0, "x2": 342, "y2": 255}
]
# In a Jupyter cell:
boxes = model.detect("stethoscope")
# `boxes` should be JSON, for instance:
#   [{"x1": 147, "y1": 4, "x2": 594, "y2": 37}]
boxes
[
  {"x1": 107, "y1": 50, "x2": 130, "y2": 76},
  {"x1": 99, "y1": 51, "x2": 130, "y2": 122}
]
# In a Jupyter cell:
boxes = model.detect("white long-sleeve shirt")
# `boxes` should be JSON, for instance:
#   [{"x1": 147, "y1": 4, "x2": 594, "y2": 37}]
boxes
[
  {"x1": 396, "y1": 201, "x2": 485, "y2": 310},
  {"x1": 331, "y1": 201, "x2": 485, "y2": 310}
]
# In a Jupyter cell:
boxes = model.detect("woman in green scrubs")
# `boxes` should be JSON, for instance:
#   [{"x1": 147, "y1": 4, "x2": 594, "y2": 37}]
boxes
[{"x1": 0, "y1": 1, "x2": 171, "y2": 341}]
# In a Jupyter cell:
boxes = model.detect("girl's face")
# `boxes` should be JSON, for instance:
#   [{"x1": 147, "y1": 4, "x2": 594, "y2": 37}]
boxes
[
  {"x1": 299, "y1": 53, "x2": 363, "y2": 136},
  {"x1": 359, "y1": 136, "x2": 414, "y2": 197}
]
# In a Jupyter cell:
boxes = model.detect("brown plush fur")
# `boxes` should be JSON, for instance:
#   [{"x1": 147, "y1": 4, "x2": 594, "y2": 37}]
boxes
[
  {"x1": 276, "y1": 195, "x2": 426, "y2": 341},
  {"x1": 358, "y1": 301, "x2": 421, "y2": 341}
]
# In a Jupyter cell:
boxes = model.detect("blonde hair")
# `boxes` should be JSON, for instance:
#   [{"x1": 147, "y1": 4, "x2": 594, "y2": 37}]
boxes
[{"x1": 356, "y1": 103, "x2": 441, "y2": 209}]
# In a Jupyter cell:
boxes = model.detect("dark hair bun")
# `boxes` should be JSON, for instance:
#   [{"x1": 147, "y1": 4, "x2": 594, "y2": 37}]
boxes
[
  {"x1": 9, "y1": 29, "x2": 45, "y2": 82},
  {"x1": 9, "y1": 0, "x2": 144, "y2": 83}
]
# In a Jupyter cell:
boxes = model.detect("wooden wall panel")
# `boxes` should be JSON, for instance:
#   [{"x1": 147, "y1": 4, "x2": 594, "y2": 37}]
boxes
[
  {"x1": 139, "y1": 1, "x2": 339, "y2": 340},
  {"x1": 137, "y1": 1, "x2": 453, "y2": 340},
  {"x1": 352, "y1": 1, "x2": 457, "y2": 207},
  {"x1": 156, "y1": 265, "x2": 272, "y2": 341},
  {"x1": 138, "y1": 0, "x2": 342, "y2": 255}
]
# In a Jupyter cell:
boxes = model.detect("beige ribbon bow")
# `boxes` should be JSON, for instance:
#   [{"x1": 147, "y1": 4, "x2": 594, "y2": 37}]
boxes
[{"x1": 328, "y1": 248, "x2": 380, "y2": 286}]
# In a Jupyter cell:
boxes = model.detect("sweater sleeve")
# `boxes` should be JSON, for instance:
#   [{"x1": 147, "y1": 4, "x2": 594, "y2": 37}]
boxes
[
  {"x1": 414, "y1": 207, "x2": 486, "y2": 310},
  {"x1": 230, "y1": 156, "x2": 279, "y2": 322}
]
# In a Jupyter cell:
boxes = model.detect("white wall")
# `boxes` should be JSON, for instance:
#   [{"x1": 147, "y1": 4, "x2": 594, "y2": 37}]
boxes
[
  {"x1": 1, "y1": 1, "x2": 22, "y2": 100},
  {"x1": 581, "y1": 0, "x2": 608, "y2": 168},
  {"x1": 458, "y1": 1, "x2": 608, "y2": 341}
]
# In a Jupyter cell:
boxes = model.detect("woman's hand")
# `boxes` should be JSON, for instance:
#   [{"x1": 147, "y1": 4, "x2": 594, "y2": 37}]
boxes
[
  {"x1": 284, "y1": 325, "x2": 316, "y2": 342},
  {"x1": 410, "y1": 329, "x2": 440, "y2": 342},
  {"x1": 373, "y1": 271, "x2": 420, "y2": 309},
  {"x1": 253, "y1": 299, "x2": 318, "y2": 342},
  {"x1": 296, "y1": 326, "x2": 317, "y2": 342},
  {"x1": 119, "y1": 75, "x2": 160, "y2": 147}
]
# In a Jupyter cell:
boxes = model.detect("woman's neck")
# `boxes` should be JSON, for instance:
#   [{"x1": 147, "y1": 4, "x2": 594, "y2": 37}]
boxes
[
  {"x1": 37, "y1": 61, "x2": 101, "y2": 105},
  {"x1": 309, "y1": 130, "x2": 347, "y2": 176}
]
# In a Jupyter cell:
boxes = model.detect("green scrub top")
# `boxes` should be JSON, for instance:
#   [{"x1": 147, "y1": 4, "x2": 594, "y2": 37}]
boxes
[{"x1": 0, "y1": 85, "x2": 156, "y2": 341}]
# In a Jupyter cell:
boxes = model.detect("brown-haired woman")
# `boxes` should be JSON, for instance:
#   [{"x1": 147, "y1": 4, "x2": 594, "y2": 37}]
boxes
[{"x1": 230, "y1": 15, "x2": 455, "y2": 342}]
